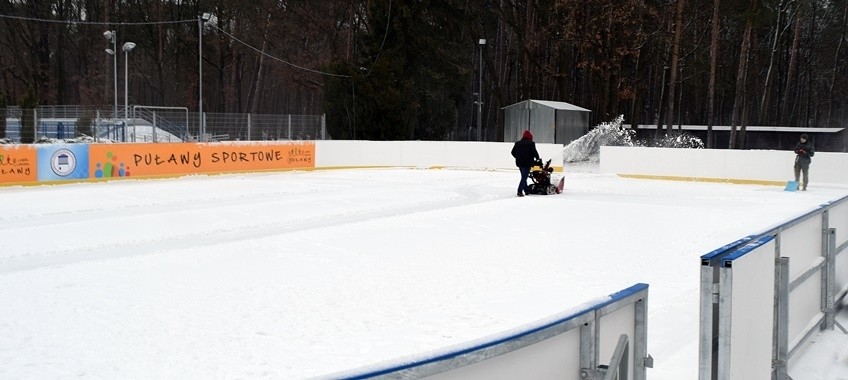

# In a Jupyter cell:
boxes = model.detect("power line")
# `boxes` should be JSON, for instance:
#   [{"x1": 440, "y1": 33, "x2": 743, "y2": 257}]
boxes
[
  {"x1": 208, "y1": 23, "x2": 350, "y2": 78},
  {"x1": 202, "y1": 0, "x2": 393, "y2": 80},
  {"x1": 364, "y1": 0, "x2": 392, "y2": 77},
  {"x1": 0, "y1": 12, "x2": 351, "y2": 78},
  {"x1": 0, "y1": 14, "x2": 195, "y2": 26}
]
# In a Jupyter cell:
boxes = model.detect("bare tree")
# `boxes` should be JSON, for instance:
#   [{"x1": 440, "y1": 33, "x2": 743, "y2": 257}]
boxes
[
  {"x1": 827, "y1": 3, "x2": 848, "y2": 127},
  {"x1": 781, "y1": 1, "x2": 805, "y2": 126},
  {"x1": 664, "y1": 0, "x2": 685, "y2": 135},
  {"x1": 758, "y1": 0, "x2": 787, "y2": 125},
  {"x1": 707, "y1": 0, "x2": 721, "y2": 148},
  {"x1": 730, "y1": 0, "x2": 757, "y2": 149}
]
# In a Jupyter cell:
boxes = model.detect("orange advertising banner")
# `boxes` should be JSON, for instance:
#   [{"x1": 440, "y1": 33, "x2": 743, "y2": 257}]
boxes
[
  {"x1": 0, "y1": 145, "x2": 37, "y2": 184},
  {"x1": 88, "y1": 142, "x2": 315, "y2": 179}
]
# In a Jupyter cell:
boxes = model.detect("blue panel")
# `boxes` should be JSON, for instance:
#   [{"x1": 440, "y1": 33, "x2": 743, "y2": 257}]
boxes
[
  {"x1": 722, "y1": 235, "x2": 775, "y2": 267},
  {"x1": 819, "y1": 194, "x2": 848, "y2": 209},
  {"x1": 595, "y1": 283, "x2": 649, "y2": 309},
  {"x1": 700, "y1": 237, "x2": 753, "y2": 262},
  {"x1": 36, "y1": 144, "x2": 90, "y2": 181}
]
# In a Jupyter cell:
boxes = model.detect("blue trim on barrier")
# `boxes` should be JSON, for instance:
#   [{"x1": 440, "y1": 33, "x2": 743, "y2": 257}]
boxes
[
  {"x1": 820, "y1": 194, "x2": 848, "y2": 209},
  {"x1": 759, "y1": 205, "x2": 825, "y2": 234},
  {"x1": 593, "y1": 282, "x2": 649, "y2": 310},
  {"x1": 701, "y1": 237, "x2": 753, "y2": 263},
  {"x1": 721, "y1": 235, "x2": 775, "y2": 267},
  {"x1": 339, "y1": 283, "x2": 649, "y2": 379},
  {"x1": 701, "y1": 194, "x2": 848, "y2": 267}
]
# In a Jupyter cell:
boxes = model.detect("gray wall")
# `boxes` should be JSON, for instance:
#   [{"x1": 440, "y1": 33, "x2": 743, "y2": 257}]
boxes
[
  {"x1": 555, "y1": 109, "x2": 590, "y2": 145},
  {"x1": 503, "y1": 101, "x2": 589, "y2": 145}
]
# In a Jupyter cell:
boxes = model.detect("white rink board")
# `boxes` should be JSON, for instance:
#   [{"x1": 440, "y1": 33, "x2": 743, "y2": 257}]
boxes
[
  {"x1": 722, "y1": 238, "x2": 776, "y2": 380},
  {"x1": 779, "y1": 216, "x2": 825, "y2": 280},
  {"x1": 598, "y1": 303, "x2": 637, "y2": 380},
  {"x1": 600, "y1": 146, "x2": 848, "y2": 184},
  {"x1": 789, "y1": 275, "x2": 823, "y2": 347},
  {"x1": 425, "y1": 329, "x2": 581, "y2": 380},
  {"x1": 316, "y1": 140, "x2": 564, "y2": 170}
]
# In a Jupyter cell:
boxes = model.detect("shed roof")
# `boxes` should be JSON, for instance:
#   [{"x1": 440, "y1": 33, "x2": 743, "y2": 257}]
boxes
[
  {"x1": 502, "y1": 99, "x2": 591, "y2": 112},
  {"x1": 629, "y1": 125, "x2": 845, "y2": 133}
]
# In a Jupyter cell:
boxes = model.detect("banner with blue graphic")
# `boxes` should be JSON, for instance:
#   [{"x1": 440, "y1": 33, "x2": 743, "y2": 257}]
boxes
[{"x1": 37, "y1": 145, "x2": 90, "y2": 181}]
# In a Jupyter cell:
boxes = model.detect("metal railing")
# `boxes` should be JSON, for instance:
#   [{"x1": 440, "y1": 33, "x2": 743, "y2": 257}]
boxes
[
  {"x1": 131, "y1": 106, "x2": 189, "y2": 143},
  {"x1": 1, "y1": 105, "x2": 325, "y2": 143}
]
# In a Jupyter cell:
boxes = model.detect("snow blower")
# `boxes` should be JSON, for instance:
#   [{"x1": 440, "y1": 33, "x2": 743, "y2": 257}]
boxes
[{"x1": 527, "y1": 159, "x2": 564, "y2": 195}]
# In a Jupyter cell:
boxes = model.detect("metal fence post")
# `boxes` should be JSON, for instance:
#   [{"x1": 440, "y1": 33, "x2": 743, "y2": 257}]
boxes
[
  {"x1": 32, "y1": 108, "x2": 37, "y2": 140},
  {"x1": 152, "y1": 111, "x2": 158, "y2": 143},
  {"x1": 94, "y1": 110, "x2": 100, "y2": 141},
  {"x1": 773, "y1": 257, "x2": 790, "y2": 380},
  {"x1": 580, "y1": 317, "x2": 599, "y2": 379},
  {"x1": 131, "y1": 106, "x2": 135, "y2": 142},
  {"x1": 634, "y1": 295, "x2": 651, "y2": 380},
  {"x1": 717, "y1": 265, "x2": 733, "y2": 380},
  {"x1": 823, "y1": 228, "x2": 837, "y2": 330},
  {"x1": 699, "y1": 264, "x2": 717, "y2": 380},
  {"x1": 821, "y1": 211, "x2": 830, "y2": 329}
]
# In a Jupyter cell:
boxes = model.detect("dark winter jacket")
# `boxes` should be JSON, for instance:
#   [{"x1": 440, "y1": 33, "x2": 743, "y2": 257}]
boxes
[
  {"x1": 794, "y1": 141, "x2": 815, "y2": 166},
  {"x1": 511, "y1": 138, "x2": 541, "y2": 168}
]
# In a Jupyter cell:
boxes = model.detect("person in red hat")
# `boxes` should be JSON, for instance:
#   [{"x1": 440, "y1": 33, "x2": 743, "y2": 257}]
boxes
[{"x1": 511, "y1": 130, "x2": 541, "y2": 197}]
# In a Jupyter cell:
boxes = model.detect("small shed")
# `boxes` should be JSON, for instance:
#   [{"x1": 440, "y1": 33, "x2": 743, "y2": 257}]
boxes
[{"x1": 502, "y1": 99, "x2": 591, "y2": 144}]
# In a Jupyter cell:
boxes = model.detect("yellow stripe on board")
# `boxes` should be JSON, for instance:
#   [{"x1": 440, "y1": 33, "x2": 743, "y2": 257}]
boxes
[{"x1": 618, "y1": 173, "x2": 785, "y2": 186}]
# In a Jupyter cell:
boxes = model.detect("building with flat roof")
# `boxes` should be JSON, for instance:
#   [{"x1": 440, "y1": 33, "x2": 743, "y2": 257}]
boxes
[{"x1": 629, "y1": 124, "x2": 847, "y2": 152}]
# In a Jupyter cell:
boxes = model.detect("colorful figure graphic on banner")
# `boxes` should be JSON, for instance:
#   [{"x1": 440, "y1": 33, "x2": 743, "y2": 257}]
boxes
[{"x1": 94, "y1": 151, "x2": 130, "y2": 178}]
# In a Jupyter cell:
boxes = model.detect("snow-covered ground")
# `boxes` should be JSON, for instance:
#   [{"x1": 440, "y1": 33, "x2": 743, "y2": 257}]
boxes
[{"x1": 1, "y1": 163, "x2": 847, "y2": 379}]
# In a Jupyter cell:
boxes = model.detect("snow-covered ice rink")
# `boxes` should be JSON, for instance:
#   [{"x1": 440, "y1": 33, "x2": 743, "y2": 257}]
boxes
[{"x1": 2, "y1": 165, "x2": 847, "y2": 379}]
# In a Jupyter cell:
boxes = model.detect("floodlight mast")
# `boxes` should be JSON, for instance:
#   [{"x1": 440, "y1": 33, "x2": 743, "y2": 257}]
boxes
[
  {"x1": 122, "y1": 42, "x2": 136, "y2": 131},
  {"x1": 104, "y1": 30, "x2": 118, "y2": 121},
  {"x1": 477, "y1": 38, "x2": 486, "y2": 141},
  {"x1": 198, "y1": 12, "x2": 212, "y2": 141}
]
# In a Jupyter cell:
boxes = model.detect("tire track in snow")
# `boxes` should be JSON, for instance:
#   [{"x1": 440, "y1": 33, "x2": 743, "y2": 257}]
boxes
[{"x1": 0, "y1": 177, "x2": 517, "y2": 274}]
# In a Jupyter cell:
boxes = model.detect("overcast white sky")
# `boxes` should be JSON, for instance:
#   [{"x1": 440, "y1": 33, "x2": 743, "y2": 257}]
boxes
[{"x1": 1, "y1": 165, "x2": 846, "y2": 379}]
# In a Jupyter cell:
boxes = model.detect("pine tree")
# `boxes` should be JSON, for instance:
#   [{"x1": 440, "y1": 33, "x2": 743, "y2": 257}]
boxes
[
  {"x1": 18, "y1": 87, "x2": 37, "y2": 144},
  {"x1": 0, "y1": 92, "x2": 7, "y2": 139},
  {"x1": 324, "y1": 1, "x2": 474, "y2": 141},
  {"x1": 77, "y1": 111, "x2": 94, "y2": 138}
]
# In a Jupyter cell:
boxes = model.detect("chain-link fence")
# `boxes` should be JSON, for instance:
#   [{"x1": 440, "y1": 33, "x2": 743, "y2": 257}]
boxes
[
  {"x1": 204, "y1": 113, "x2": 325, "y2": 141},
  {"x1": 1, "y1": 105, "x2": 325, "y2": 143}
]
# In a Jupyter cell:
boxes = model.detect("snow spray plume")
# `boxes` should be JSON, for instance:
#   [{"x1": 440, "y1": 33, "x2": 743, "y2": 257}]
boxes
[
  {"x1": 561, "y1": 115, "x2": 704, "y2": 164},
  {"x1": 562, "y1": 115, "x2": 634, "y2": 163}
]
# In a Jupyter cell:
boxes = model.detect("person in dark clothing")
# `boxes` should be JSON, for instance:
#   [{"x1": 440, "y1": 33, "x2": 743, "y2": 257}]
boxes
[
  {"x1": 511, "y1": 130, "x2": 541, "y2": 197},
  {"x1": 793, "y1": 133, "x2": 815, "y2": 191}
]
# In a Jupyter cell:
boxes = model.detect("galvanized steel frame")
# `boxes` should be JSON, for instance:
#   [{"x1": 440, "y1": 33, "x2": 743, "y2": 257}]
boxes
[
  {"x1": 332, "y1": 285, "x2": 650, "y2": 380},
  {"x1": 699, "y1": 194, "x2": 848, "y2": 380}
]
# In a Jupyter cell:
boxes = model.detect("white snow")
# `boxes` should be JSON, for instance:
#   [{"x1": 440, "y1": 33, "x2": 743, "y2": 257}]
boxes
[{"x1": 1, "y1": 164, "x2": 847, "y2": 379}]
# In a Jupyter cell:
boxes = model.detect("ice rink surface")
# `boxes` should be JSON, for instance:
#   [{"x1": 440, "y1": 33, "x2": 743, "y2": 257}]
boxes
[{"x1": 1, "y1": 165, "x2": 847, "y2": 379}]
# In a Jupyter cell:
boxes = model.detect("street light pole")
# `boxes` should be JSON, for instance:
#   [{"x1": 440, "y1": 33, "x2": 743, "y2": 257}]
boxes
[
  {"x1": 122, "y1": 42, "x2": 136, "y2": 135},
  {"x1": 103, "y1": 30, "x2": 117, "y2": 121},
  {"x1": 199, "y1": 13, "x2": 211, "y2": 142},
  {"x1": 477, "y1": 39, "x2": 486, "y2": 141}
]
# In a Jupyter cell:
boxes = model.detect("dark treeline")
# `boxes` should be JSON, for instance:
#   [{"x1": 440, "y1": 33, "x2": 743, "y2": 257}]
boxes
[{"x1": 1, "y1": 0, "x2": 846, "y2": 147}]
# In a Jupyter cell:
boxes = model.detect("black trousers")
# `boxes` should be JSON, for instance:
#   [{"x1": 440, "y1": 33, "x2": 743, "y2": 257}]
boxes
[{"x1": 794, "y1": 162, "x2": 810, "y2": 189}]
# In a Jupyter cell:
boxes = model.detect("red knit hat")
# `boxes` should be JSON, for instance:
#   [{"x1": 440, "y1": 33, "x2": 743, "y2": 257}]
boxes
[{"x1": 522, "y1": 130, "x2": 533, "y2": 140}]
